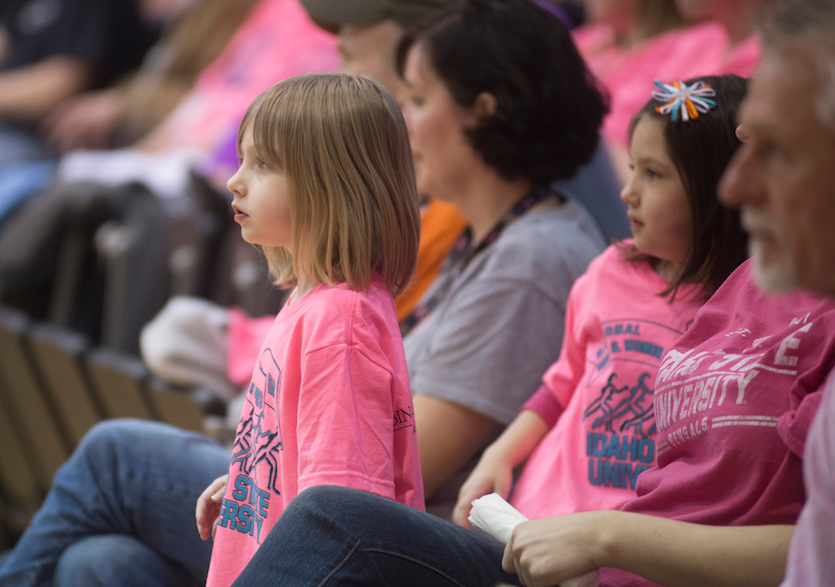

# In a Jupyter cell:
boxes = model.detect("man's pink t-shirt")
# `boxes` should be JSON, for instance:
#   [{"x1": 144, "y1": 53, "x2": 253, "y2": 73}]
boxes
[
  {"x1": 205, "y1": 279, "x2": 424, "y2": 587},
  {"x1": 602, "y1": 259, "x2": 835, "y2": 586},
  {"x1": 511, "y1": 245, "x2": 705, "y2": 519}
]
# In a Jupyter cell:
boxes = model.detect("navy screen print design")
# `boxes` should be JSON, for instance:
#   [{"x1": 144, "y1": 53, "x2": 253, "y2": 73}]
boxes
[
  {"x1": 218, "y1": 348, "x2": 284, "y2": 542},
  {"x1": 579, "y1": 319, "x2": 686, "y2": 490}
]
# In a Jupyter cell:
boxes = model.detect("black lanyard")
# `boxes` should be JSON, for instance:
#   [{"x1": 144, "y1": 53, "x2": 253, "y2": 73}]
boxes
[{"x1": 400, "y1": 186, "x2": 559, "y2": 337}]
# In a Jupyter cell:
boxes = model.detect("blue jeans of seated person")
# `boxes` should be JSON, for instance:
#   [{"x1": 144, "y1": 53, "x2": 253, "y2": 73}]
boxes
[
  {"x1": 231, "y1": 485, "x2": 521, "y2": 587},
  {"x1": 0, "y1": 419, "x2": 229, "y2": 587}
]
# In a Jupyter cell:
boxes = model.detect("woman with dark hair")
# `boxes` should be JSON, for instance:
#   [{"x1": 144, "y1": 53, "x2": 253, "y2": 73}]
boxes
[
  {"x1": 389, "y1": 0, "x2": 607, "y2": 502},
  {"x1": 395, "y1": 0, "x2": 608, "y2": 189}
]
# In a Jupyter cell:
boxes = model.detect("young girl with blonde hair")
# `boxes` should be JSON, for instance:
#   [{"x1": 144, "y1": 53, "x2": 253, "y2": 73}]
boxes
[{"x1": 194, "y1": 72, "x2": 424, "y2": 587}]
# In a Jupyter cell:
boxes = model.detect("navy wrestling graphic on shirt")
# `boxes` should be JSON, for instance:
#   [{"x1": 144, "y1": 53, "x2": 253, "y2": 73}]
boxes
[
  {"x1": 218, "y1": 348, "x2": 284, "y2": 543},
  {"x1": 581, "y1": 319, "x2": 685, "y2": 490}
]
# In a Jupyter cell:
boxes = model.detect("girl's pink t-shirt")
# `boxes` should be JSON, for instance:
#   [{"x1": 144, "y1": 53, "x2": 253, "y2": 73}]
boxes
[
  {"x1": 206, "y1": 279, "x2": 424, "y2": 587},
  {"x1": 511, "y1": 244, "x2": 705, "y2": 519}
]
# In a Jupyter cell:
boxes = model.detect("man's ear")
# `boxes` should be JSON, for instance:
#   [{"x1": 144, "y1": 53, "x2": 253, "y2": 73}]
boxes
[{"x1": 473, "y1": 91, "x2": 498, "y2": 120}]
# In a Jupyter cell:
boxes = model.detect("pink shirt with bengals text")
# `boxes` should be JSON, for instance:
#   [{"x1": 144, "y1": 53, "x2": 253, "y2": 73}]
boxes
[
  {"x1": 601, "y1": 259, "x2": 835, "y2": 586},
  {"x1": 511, "y1": 244, "x2": 705, "y2": 519},
  {"x1": 205, "y1": 278, "x2": 424, "y2": 587}
]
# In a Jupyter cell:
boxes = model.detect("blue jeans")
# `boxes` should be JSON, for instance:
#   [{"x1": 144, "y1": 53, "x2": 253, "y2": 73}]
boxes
[
  {"x1": 0, "y1": 419, "x2": 229, "y2": 587},
  {"x1": 232, "y1": 485, "x2": 521, "y2": 587}
]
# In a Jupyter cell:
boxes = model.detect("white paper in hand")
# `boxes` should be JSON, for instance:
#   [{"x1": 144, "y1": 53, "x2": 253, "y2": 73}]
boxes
[
  {"x1": 468, "y1": 493, "x2": 599, "y2": 587},
  {"x1": 468, "y1": 492, "x2": 528, "y2": 543}
]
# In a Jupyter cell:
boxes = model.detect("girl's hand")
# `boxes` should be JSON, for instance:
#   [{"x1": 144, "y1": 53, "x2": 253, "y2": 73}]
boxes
[
  {"x1": 452, "y1": 449, "x2": 514, "y2": 528},
  {"x1": 502, "y1": 512, "x2": 609, "y2": 586},
  {"x1": 195, "y1": 474, "x2": 228, "y2": 541},
  {"x1": 452, "y1": 409, "x2": 550, "y2": 528}
]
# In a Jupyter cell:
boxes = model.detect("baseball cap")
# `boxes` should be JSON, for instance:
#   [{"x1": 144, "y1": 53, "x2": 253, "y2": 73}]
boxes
[{"x1": 300, "y1": 0, "x2": 459, "y2": 32}]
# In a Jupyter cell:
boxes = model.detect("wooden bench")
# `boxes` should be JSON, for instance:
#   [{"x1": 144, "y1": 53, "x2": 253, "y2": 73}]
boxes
[{"x1": 0, "y1": 306, "x2": 210, "y2": 545}]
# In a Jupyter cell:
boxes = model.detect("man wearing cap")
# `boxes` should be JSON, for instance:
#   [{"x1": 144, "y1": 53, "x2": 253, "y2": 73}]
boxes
[
  {"x1": 302, "y1": 0, "x2": 452, "y2": 95},
  {"x1": 301, "y1": 0, "x2": 471, "y2": 327},
  {"x1": 301, "y1": 0, "x2": 629, "y2": 243}
]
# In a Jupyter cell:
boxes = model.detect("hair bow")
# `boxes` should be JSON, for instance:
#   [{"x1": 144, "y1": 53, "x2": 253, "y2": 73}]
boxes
[{"x1": 652, "y1": 80, "x2": 717, "y2": 122}]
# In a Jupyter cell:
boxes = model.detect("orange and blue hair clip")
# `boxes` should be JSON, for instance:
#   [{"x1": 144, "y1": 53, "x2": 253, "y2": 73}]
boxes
[{"x1": 652, "y1": 79, "x2": 717, "y2": 122}]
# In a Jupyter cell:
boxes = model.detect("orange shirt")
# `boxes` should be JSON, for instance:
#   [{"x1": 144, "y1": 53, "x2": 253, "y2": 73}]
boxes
[{"x1": 396, "y1": 198, "x2": 467, "y2": 321}]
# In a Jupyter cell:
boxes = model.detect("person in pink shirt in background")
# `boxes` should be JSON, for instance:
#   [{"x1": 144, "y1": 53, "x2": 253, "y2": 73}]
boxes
[
  {"x1": 138, "y1": 0, "x2": 339, "y2": 154},
  {"x1": 674, "y1": 0, "x2": 764, "y2": 75},
  {"x1": 575, "y1": 0, "x2": 765, "y2": 180},
  {"x1": 573, "y1": 0, "x2": 684, "y2": 151}
]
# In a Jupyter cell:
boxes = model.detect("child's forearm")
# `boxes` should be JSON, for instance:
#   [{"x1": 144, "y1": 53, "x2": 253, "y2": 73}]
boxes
[
  {"x1": 413, "y1": 392, "x2": 503, "y2": 499},
  {"x1": 452, "y1": 409, "x2": 550, "y2": 526},
  {"x1": 482, "y1": 409, "x2": 549, "y2": 468}
]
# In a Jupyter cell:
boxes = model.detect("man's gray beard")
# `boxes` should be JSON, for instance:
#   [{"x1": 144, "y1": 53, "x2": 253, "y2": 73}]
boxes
[{"x1": 749, "y1": 239, "x2": 799, "y2": 294}]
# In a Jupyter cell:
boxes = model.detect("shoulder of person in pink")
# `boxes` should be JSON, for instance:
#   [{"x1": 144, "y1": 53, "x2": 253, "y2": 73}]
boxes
[
  {"x1": 572, "y1": 24, "x2": 619, "y2": 64},
  {"x1": 620, "y1": 259, "x2": 835, "y2": 527},
  {"x1": 596, "y1": 260, "x2": 835, "y2": 586},
  {"x1": 661, "y1": 20, "x2": 761, "y2": 78},
  {"x1": 510, "y1": 245, "x2": 706, "y2": 520}
]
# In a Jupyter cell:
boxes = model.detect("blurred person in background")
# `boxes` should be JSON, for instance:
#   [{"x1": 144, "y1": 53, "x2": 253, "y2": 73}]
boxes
[
  {"x1": 42, "y1": 0, "x2": 260, "y2": 154},
  {"x1": 0, "y1": 0, "x2": 340, "y2": 353},
  {"x1": 0, "y1": 0, "x2": 156, "y2": 222},
  {"x1": 575, "y1": 0, "x2": 763, "y2": 180}
]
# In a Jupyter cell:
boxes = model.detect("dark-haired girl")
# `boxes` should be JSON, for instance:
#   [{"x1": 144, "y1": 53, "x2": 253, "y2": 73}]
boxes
[{"x1": 454, "y1": 74, "x2": 750, "y2": 529}]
